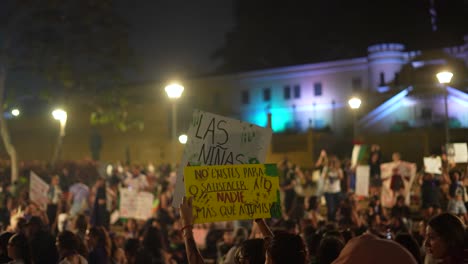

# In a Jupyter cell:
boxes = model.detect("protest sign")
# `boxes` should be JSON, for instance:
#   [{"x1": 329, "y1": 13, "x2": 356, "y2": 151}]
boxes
[
  {"x1": 447, "y1": 143, "x2": 468, "y2": 163},
  {"x1": 184, "y1": 164, "x2": 281, "y2": 223},
  {"x1": 380, "y1": 161, "x2": 416, "y2": 207},
  {"x1": 355, "y1": 165, "x2": 370, "y2": 197},
  {"x1": 351, "y1": 145, "x2": 368, "y2": 167},
  {"x1": 423, "y1": 157, "x2": 442, "y2": 174},
  {"x1": 119, "y1": 189, "x2": 154, "y2": 220},
  {"x1": 173, "y1": 110, "x2": 273, "y2": 207},
  {"x1": 29, "y1": 171, "x2": 49, "y2": 210}
]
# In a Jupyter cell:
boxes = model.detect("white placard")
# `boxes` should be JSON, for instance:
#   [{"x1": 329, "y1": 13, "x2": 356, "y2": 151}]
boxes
[
  {"x1": 448, "y1": 143, "x2": 468, "y2": 163},
  {"x1": 355, "y1": 165, "x2": 370, "y2": 197},
  {"x1": 172, "y1": 110, "x2": 272, "y2": 207},
  {"x1": 119, "y1": 189, "x2": 154, "y2": 220},
  {"x1": 423, "y1": 156, "x2": 442, "y2": 174},
  {"x1": 380, "y1": 161, "x2": 416, "y2": 207},
  {"x1": 29, "y1": 171, "x2": 49, "y2": 210},
  {"x1": 135, "y1": 191, "x2": 154, "y2": 220}
]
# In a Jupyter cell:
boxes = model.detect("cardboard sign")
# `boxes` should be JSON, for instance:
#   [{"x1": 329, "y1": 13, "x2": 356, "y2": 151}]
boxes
[
  {"x1": 29, "y1": 171, "x2": 49, "y2": 210},
  {"x1": 424, "y1": 156, "x2": 442, "y2": 174},
  {"x1": 173, "y1": 110, "x2": 272, "y2": 207},
  {"x1": 119, "y1": 189, "x2": 154, "y2": 220},
  {"x1": 447, "y1": 143, "x2": 468, "y2": 163},
  {"x1": 355, "y1": 165, "x2": 370, "y2": 197},
  {"x1": 184, "y1": 164, "x2": 281, "y2": 223},
  {"x1": 380, "y1": 161, "x2": 416, "y2": 207}
]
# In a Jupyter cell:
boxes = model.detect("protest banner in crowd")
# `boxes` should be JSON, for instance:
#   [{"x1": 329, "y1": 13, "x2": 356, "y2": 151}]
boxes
[
  {"x1": 29, "y1": 171, "x2": 49, "y2": 210},
  {"x1": 184, "y1": 164, "x2": 281, "y2": 223},
  {"x1": 380, "y1": 161, "x2": 416, "y2": 207},
  {"x1": 119, "y1": 189, "x2": 154, "y2": 220},
  {"x1": 351, "y1": 144, "x2": 368, "y2": 167},
  {"x1": 423, "y1": 156, "x2": 442, "y2": 174},
  {"x1": 355, "y1": 165, "x2": 370, "y2": 197},
  {"x1": 447, "y1": 143, "x2": 468, "y2": 163},
  {"x1": 173, "y1": 110, "x2": 272, "y2": 207}
]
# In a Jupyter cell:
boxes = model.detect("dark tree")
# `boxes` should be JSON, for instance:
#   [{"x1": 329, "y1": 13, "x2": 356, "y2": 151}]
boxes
[{"x1": 0, "y1": 0, "x2": 136, "y2": 181}]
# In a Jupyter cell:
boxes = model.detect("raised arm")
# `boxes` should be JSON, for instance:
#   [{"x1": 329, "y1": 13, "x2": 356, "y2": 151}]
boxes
[
  {"x1": 254, "y1": 218, "x2": 274, "y2": 238},
  {"x1": 179, "y1": 196, "x2": 205, "y2": 264}
]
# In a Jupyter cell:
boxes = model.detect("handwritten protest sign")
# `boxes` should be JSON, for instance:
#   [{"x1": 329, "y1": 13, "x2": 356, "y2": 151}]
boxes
[
  {"x1": 424, "y1": 156, "x2": 442, "y2": 174},
  {"x1": 119, "y1": 189, "x2": 154, "y2": 220},
  {"x1": 184, "y1": 164, "x2": 281, "y2": 223},
  {"x1": 355, "y1": 165, "x2": 370, "y2": 197},
  {"x1": 447, "y1": 143, "x2": 468, "y2": 163},
  {"x1": 380, "y1": 161, "x2": 416, "y2": 207},
  {"x1": 173, "y1": 110, "x2": 273, "y2": 207},
  {"x1": 29, "y1": 171, "x2": 49, "y2": 210}
]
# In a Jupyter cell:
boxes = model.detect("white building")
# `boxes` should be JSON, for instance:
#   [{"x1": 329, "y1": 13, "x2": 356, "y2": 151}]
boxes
[{"x1": 193, "y1": 35, "x2": 468, "y2": 135}]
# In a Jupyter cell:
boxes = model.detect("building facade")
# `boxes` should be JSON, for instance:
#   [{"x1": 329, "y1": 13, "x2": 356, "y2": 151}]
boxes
[
  {"x1": 189, "y1": 35, "x2": 468, "y2": 136},
  {"x1": 3, "y1": 37, "x2": 468, "y2": 165}
]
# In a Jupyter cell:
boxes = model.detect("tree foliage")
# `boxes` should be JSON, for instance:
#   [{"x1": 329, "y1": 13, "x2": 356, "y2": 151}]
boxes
[
  {"x1": 1, "y1": 0, "x2": 136, "y2": 111},
  {"x1": 0, "y1": 0, "x2": 140, "y2": 179}
]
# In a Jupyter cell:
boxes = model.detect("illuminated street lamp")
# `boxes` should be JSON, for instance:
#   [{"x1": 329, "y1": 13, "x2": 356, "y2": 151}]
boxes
[
  {"x1": 436, "y1": 71, "x2": 453, "y2": 145},
  {"x1": 179, "y1": 134, "x2": 188, "y2": 144},
  {"x1": 11, "y1": 109, "x2": 20, "y2": 117},
  {"x1": 348, "y1": 97, "x2": 362, "y2": 109},
  {"x1": 165, "y1": 83, "x2": 184, "y2": 99},
  {"x1": 51, "y1": 108, "x2": 67, "y2": 165},
  {"x1": 348, "y1": 97, "x2": 362, "y2": 139},
  {"x1": 165, "y1": 83, "x2": 184, "y2": 163}
]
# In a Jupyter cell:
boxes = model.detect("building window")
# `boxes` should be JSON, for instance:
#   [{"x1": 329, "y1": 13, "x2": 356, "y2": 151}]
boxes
[
  {"x1": 241, "y1": 90, "x2": 249, "y2": 104},
  {"x1": 314, "y1": 82, "x2": 322, "y2": 96},
  {"x1": 394, "y1": 73, "x2": 400, "y2": 86},
  {"x1": 421, "y1": 108, "x2": 432, "y2": 120},
  {"x1": 263, "y1": 88, "x2": 271, "y2": 102},
  {"x1": 352, "y1": 77, "x2": 362, "y2": 91},
  {"x1": 283, "y1": 86, "x2": 291, "y2": 99},
  {"x1": 379, "y1": 72, "x2": 385, "y2": 86},
  {"x1": 294, "y1": 85, "x2": 301, "y2": 98}
]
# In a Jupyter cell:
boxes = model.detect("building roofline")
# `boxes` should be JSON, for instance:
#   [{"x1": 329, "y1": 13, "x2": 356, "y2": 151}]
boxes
[{"x1": 231, "y1": 57, "x2": 369, "y2": 80}]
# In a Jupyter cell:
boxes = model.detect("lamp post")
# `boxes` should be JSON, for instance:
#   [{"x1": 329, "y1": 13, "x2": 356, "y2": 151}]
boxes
[
  {"x1": 179, "y1": 134, "x2": 188, "y2": 144},
  {"x1": 348, "y1": 97, "x2": 362, "y2": 139},
  {"x1": 436, "y1": 71, "x2": 453, "y2": 146},
  {"x1": 51, "y1": 108, "x2": 67, "y2": 165},
  {"x1": 165, "y1": 83, "x2": 184, "y2": 163},
  {"x1": 11, "y1": 109, "x2": 20, "y2": 117}
]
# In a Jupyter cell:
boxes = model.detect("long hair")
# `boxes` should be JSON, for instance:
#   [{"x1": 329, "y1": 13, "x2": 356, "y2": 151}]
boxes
[
  {"x1": 57, "y1": 231, "x2": 79, "y2": 252},
  {"x1": 266, "y1": 232, "x2": 307, "y2": 264},
  {"x1": 88, "y1": 226, "x2": 112, "y2": 257},
  {"x1": 427, "y1": 213, "x2": 465, "y2": 261},
  {"x1": 235, "y1": 239, "x2": 265, "y2": 264},
  {"x1": 142, "y1": 226, "x2": 164, "y2": 258},
  {"x1": 9, "y1": 233, "x2": 31, "y2": 264}
]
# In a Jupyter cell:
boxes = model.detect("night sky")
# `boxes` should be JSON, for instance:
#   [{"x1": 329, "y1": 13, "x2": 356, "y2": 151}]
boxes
[
  {"x1": 116, "y1": 0, "x2": 234, "y2": 81},
  {"x1": 115, "y1": 0, "x2": 468, "y2": 80}
]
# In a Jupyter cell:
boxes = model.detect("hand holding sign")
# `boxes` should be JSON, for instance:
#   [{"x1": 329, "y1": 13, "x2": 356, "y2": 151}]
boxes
[
  {"x1": 184, "y1": 164, "x2": 281, "y2": 223},
  {"x1": 180, "y1": 196, "x2": 195, "y2": 227}
]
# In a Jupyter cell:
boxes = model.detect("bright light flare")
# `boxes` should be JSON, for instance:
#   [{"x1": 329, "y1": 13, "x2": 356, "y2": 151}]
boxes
[
  {"x1": 52, "y1": 109, "x2": 67, "y2": 122},
  {"x1": 11, "y1": 109, "x2": 20, "y2": 117},
  {"x1": 165, "y1": 83, "x2": 184, "y2": 99},
  {"x1": 436, "y1": 71, "x2": 453, "y2": 84},
  {"x1": 348, "y1": 97, "x2": 362, "y2": 109},
  {"x1": 178, "y1": 134, "x2": 188, "y2": 144}
]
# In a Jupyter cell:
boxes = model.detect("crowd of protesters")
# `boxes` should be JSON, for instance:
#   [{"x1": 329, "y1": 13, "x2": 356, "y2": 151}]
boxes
[{"x1": 0, "y1": 142, "x2": 465, "y2": 264}]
